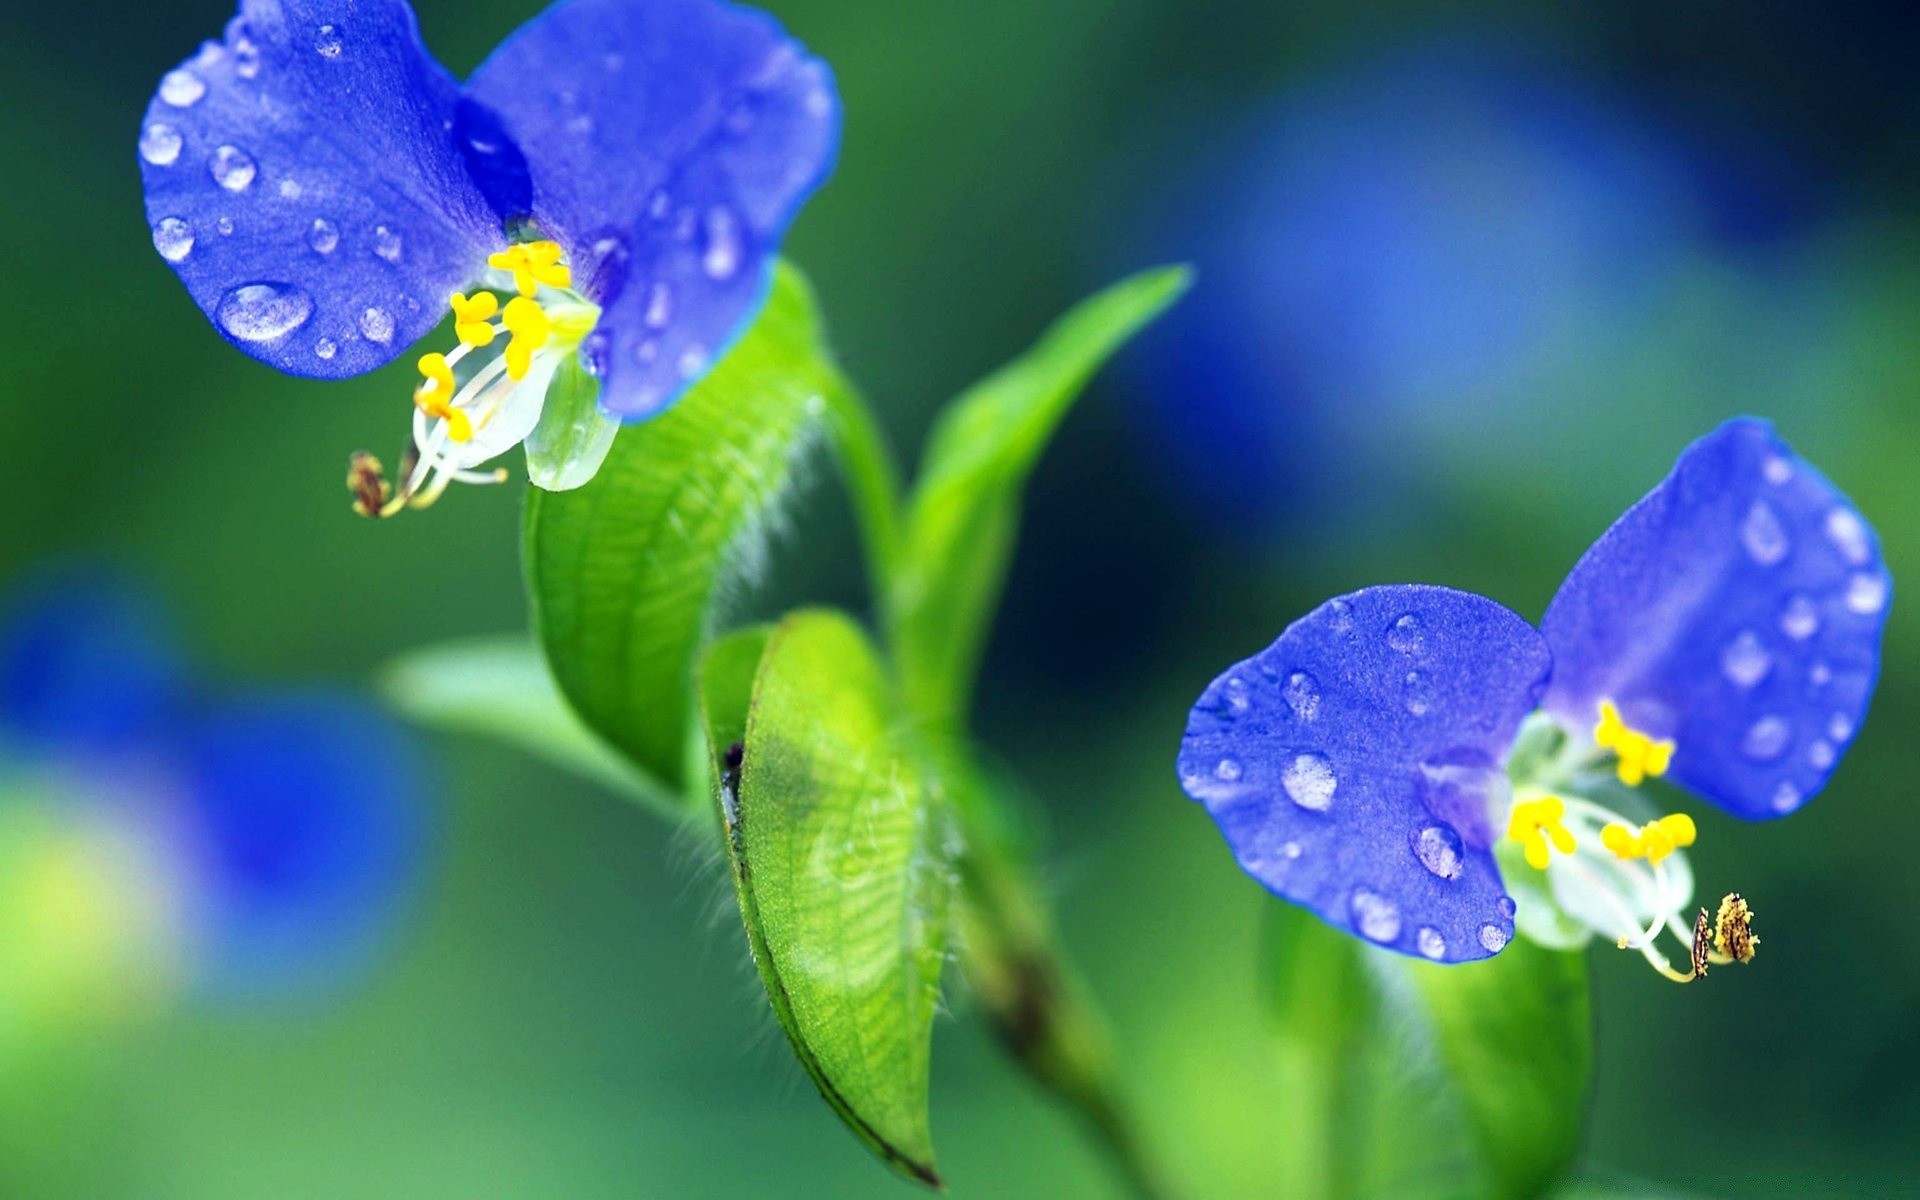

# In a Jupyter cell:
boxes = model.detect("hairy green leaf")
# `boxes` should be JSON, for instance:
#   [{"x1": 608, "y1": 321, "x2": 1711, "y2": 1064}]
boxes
[
  {"x1": 713, "y1": 610, "x2": 950, "y2": 1187},
  {"x1": 1263, "y1": 905, "x2": 1592, "y2": 1200},
  {"x1": 893, "y1": 266, "x2": 1191, "y2": 723},
  {"x1": 525, "y1": 262, "x2": 848, "y2": 794},
  {"x1": 379, "y1": 635, "x2": 678, "y2": 818}
]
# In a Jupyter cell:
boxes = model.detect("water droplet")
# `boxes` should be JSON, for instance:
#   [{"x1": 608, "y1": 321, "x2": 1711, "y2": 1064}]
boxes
[
  {"x1": 585, "y1": 233, "x2": 630, "y2": 303},
  {"x1": 634, "y1": 338, "x2": 659, "y2": 364},
  {"x1": 678, "y1": 344, "x2": 710, "y2": 378},
  {"x1": 1807, "y1": 739, "x2": 1835, "y2": 770},
  {"x1": 1213, "y1": 758, "x2": 1242, "y2": 783},
  {"x1": 566, "y1": 112, "x2": 594, "y2": 135},
  {"x1": 209, "y1": 144, "x2": 256, "y2": 192},
  {"x1": 372, "y1": 224, "x2": 403, "y2": 263},
  {"x1": 1720, "y1": 629, "x2": 1772, "y2": 688},
  {"x1": 307, "y1": 218, "x2": 339, "y2": 254},
  {"x1": 1403, "y1": 669, "x2": 1434, "y2": 716},
  {"x1": 1771, "y1": 781, "x2": 1802, "y2": 813},
  {"x1": 805, "y1": 87, "x2": 832, "y2": 118},
  {"x1": 1416, "y1": 926, "x2": 1447, "y2": 960},
  {"x1": 215, "y1": 282, "x2": 313, "y2": 342},
  {"x1": 1414, "y1": 824, "x2": 1463, "y2": 880},
  {"x1": 643, "y1": 281, "x2": 673, "y2": 329},
  {"x1": 1479, "y1": 924, "x2": 1510, "y2": 953},
  {"x1": 310, "y1": 337, "x2": 337, "y2": 361},
  {"x1": 278, "y1": 178, "x2": 302, "y2": 199},
  {"x1": 1281, "y1": 841, "x2": 1302, "y2": 860},
  {"x1": 216, "y1": 216, "x2": 234, "y2": 235},
  {"x1": 1497, "y1": 896, "x2": 1517, "y2": 919},
  {"x1": 1282, "y1": 753, "x2": 1336, "y2": 811},
  {"x1": 1779, "y1": 593, "x2": 1820, "y2": 641},
  {"x1": 1741, "y1": 499, "x2": 1789, "y2": 565},
  {"x1": 1846, "y1": 571, "x2": 1887, "y2": 614},
  {"x1": 1223, "y1": 677, "x2": 1251, "y2": 715},
  {"x1": 1825, "y1": 508, "x2": 1871, "y2": 565},
  {"x1": 314, "y1": 24, "x2": 343, "y2": 58},
  {"x1": 230, "y1": 23, "x2": 261, "y2": 78},
  {"x1": 151, "y1": 217, "x2": 193, "y2": 262},
  {"x1": 646, "y1": 189, "x2": 671, "y2": 221},
  {"x1": 1741, "y1": 715, "x2": 1791, "y2": 762},
  {"x1": 1809, "y1": 661, "x2": 1833, "y2": 688},
  {"x1": 1763, "y1": 455, "x2": 1793, "y2": 485},
  {"x1": 1283, "y1": 671, "x2": 1320, "y2": 721},
  {"x1": 672, "y1": 207, "x2": 698, "y2": 243},
  {"x1": 1387, "y1": 613, "x2": 1425, "y2": 654},
  {"x1": 1350, "y1": 889, "x2": 1401, "y2": 943},
  {"x1": 702, "y1": 206, "x2": 743, "y2": 280},
  {"x1": 139, "y1": 122, "x2": 182, "y2": 166},
  {"x1": 1829, "y1": 712, "x2": 1855, "y2": 742},
  {"x1": 1325, "y1": 598, "x2": 1354, "y2": 633},
  {"x1": 359, "y1": 306, "x2": 395, "y2": 344},
  {"x1": 159, "y1": 68, "x2": 206, "y2": 106},
  {"x1": 580, "y1": 329, "x2": 610, "y2": 377}
]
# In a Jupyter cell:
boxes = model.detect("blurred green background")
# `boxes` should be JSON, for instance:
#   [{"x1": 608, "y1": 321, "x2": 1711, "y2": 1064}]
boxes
[{"x1": 4, "y1": 0, "x2": 1918, "y2": 1195}]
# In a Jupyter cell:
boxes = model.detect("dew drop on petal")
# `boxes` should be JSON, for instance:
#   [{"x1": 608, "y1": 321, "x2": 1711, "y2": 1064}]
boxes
[
  {"x1": 1325, "y1": 598, "x2": 1354, "y2": 633},
  {"x1": 359, "y1": 306, "x2": 395, "y2": 344},
  {"x1": 678, "y1": 344, "x2": 710, "y2": 378},
  {"x1": 215, "y1": 282, "x2": 313, "y2": 342},
  {"x1": 580, "y1": 329, "x2": 610, "y2": 378},
  {"x1": 159, "y1": 68, "x2": 206, "y2": 107},
  {"x1": 1771, "y1": 781, "x2": 1802, "y2": 813},
  {"x1": 1829, "y1": 712, "x2": 1855, "y2": 742},
  {"x1": 1807, "y1": 739, "x2": 1835, "y2": 770},
  {"x1": 1222, "y1": 677, "x2": 1251, "y2": 715},
  {"x1": 1416, "y1": 926, "x2": 1447, "y2": 960},
  {"x1": 1846, "y1": 571, "x2": 1888, "y2": 615},
  {"x1": 643, "y1": 281, "x2": 673, "y2": 329},
  {"x1": 1479, "y1": 923, "x2": 1510, "y2": 953},
  {"x1": 634, "y1": 338, "x2": 659, "y2": 365},
  {"x1": 139, "y1": 122, "x2": 183, "y2": 166},
  {"x1": 1386, "y1": 614, "x2": 1425, "y2": 654},
  {"x1": 1403, "y1": 669, "x2": 1434, "y2": 716},
  {"x1": 308, "y1": 218, "x2": 339, "y2": 254},
  {"x1": 1741, "y1": 499, "x2": 1790, "y2": 565},
  {"x1": 1826, "y1": 508, "x2": 1871, "y2": 565},
  {"x1": 646, "y1": 189, "x2": 671, "y2": 222},
  {"x1": 1741, "y1": 715, "x2": 1791, "y2": 762},
  {"x1": 1779, "y1": 593, "x2": 1820, "y2": 641},
  {"x1": 1763, "y1": 455, "x2": 1793, "y2": 485},
  {"x1": 1414, "y1": 824, "x2": 1464, "y2": 880},
  {"x1": 373, "y1": 224, "x2": 403, "y2": 263},
  {"x1": 1282, "y1": 841, "x2": 1303, "y2": 860},
  {"x1": 1809, "y1": 660, "x2": 1833, "y2": 689},
  {"x1": 209, "y1": 144, "x2": 256, "y2": 192},
  {"x1": 1282, "y1": 753, "x2": 1336, "y2": 811},
  {"x1": 701, "y1": 206, "x2": 743, "y2": 280},
  {"x1": 216, "y1": 216, "x2": 234, "y2": 235},
  {"x1": 151, "y1": 217, "x2": 193, "y2": 262},
  {"x1": 314, "y1": 24, "x2": 343, "y2": 58},
  {"x1": 314, "y1": 336, "x2": 337, "y2": 360},
  {"x1": 1720, "y1": 629, "x2": 1772, "y2": 688},
  {"x1": 1213, "y1": 757, "x2": 1242, "y2": 783},
  {"x1": 1283, "y1": 671, "x2": 1320, "y2": 721},
  {"x1": 1350, "y1": 889, "x2": 1401, "y2": 943},
  {"x1": 1497, "y1": 896, "x2": 1517, "y2": 919}
]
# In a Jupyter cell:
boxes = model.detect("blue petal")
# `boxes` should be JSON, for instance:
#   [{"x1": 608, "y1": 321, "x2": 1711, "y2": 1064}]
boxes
[
  {"x1": 180, "y1": 693, "x2": 427, "y2": 998},
  {"x1": 140, "y1": 0, "x2": 504, "y2": 378},
  {"x1": 1177, "y1": 585, "x2": 1551, "y2": 962},
  {"x1": 0, "y1": 571, "x2": 184, "y2": 757},
  {"x1": 1541, "y1": 418, "x2": 1891, "y2": 819},
  {"x1": 466, "y1": 0, "x2": 840, "y2": 418}
]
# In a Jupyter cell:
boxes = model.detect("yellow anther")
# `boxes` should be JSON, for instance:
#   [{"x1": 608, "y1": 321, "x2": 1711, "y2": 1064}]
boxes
[
  {"x1": 412, "y1": 352, "x2": 472, "y2": 442},
  {"x1": 1594, "y1": 699, "x2": 1676, "y2": 787},
  {"x1": 1601, "y1": 812, "x2": 1698, "y2": 866},
  {"x1": 487, "y1": 239, "x2": 571, "y2": 298},
  {"x1": 1508, "y1": 795, "x2": 1576, "y2": 871},
  {"x1": 502, "y1": 295, "x2": 551, "y2": 380},
  {"x1": 450, "y1": 291, "x2": 498, "y2": 347}
]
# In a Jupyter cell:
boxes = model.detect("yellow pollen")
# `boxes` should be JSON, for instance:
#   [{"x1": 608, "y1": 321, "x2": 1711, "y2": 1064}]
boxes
[
  {"x1": 1600, "y1": 812, "x2": 1696, "y2": 865},
  {"x1": 449, "y1": 291, "x2": 499, "y2": 346},
  {"x1": 411, "y1": 352, "x2": 472, "y2": 442},
  {"x1": 487, "y1": 239, "x2": 571, "y2": 298},
  {"x1": 502, "y1": 295, "x2": 552, "y2": 380},
  {"x1": 1594, "y1": 699, "x2": 1675, "y2": 787},
  {"x1": 1507, "y1": 795, "x2": 1577, "y2": 871}
]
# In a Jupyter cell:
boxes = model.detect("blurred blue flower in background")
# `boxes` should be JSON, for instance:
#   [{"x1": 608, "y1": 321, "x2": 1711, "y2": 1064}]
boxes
[
  {"x1": 0, "y1": 569, "x2": 426, "y2": 1040},
  {"x1": 1178, "y1": 419, "x2": 1888, "y2": 979},
  {"x1": 139, "y1": 0, "x2": 840, "y2": 508},
  {"x1": 1127, "y1": 38, "x2": 1830, "y2": 534}
]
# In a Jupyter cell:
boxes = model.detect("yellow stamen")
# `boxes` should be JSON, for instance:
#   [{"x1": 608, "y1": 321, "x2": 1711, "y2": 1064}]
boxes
[
  {"x1": 450, "y1": 291, "x2": 498, "y2": 347},
  {"x1": 411, "y1": 352, "x2": 472, "y2": 442},
  {"x1": 1599, "y1": 812, "x2": 1697, "y2": 865},
  {"x1": 1594, "y1": 699, "x2": 1676, "y2": 787},
  {"x1": 1507, "y1": 795, "x2": 1577, "y2": 870},
  {"x1": 487, "y1": 239, "x2": 572, "y2": 298},
  {"x1": 502, "y1": 295, "x2": 551, "y2": 380}
]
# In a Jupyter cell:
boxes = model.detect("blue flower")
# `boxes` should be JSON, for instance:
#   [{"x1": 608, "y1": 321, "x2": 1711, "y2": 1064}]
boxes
[
  {"x1": 139, "y1": 0, "x2": 839, "y2": 510},
  {"x1": 0, "y1": 569, "x2": 425, "y2": 1002},
  {"x1": 1177, "y1": 419, "x2": 1889, "y2": 980}
]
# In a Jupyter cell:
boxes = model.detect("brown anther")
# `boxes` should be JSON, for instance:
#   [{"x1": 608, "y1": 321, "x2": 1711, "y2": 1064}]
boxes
[
  {"x1": 1714, "y1": 893, "x2": 1758, "y2": 964},
  {"x1": 1690, "y1": 909, "x2": 1712, "y2": 979},
  {"x1": 347, "y1": 451, "x2": 393, "y2": 519}
]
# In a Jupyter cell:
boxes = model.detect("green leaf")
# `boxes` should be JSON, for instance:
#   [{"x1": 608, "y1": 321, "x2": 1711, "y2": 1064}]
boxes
[
  {"x1": 892, "y1": 266, "x2": 1191, "y2": 723},
  {"x1": 1263, "y1": 905, "x2": 1592, "y2": 1200},
  {"x1": 379, "y1": 635, "x2": 680, "y2": 819},
  {"x1": 708, "y1": 610, "x2": 949, "y2": 1187},
  {"x1": 525, "y1": 261, "x2": 848, "y2": 795}
]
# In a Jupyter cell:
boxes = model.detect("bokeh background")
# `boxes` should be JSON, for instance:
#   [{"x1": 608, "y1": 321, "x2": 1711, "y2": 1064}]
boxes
[{"x1": 4, "y1": 0, "x2": 1918, "y2": 1195}]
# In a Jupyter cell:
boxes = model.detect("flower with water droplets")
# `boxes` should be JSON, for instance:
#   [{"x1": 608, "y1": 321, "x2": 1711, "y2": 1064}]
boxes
[
  {"x1": 139, "y1": 0, "x2": 839, "y2": 514},
  {"x1": 1178, "y1": 418, "x2": 1890, "y2": 981}
]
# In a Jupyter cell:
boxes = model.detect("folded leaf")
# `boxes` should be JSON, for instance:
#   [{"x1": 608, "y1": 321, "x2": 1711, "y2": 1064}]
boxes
[
  {"x1": 893, "y1": 266, "x2": 1191, "y2": 723},
  {"x1": 706, "y1": 610, "x2": 950, "y2": 1187},
  {"x1": 525, "y1": 261, "x2": 850, "y2": 793}
]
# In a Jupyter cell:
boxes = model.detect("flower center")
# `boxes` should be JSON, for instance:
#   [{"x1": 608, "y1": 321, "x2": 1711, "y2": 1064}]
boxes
[{"x1": 349, "y1": 239, "x2": 600, "y2": 519}]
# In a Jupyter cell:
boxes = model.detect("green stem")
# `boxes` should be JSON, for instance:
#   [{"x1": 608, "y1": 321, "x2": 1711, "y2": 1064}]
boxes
[{"x1": 818, "y1": 373, "x2": 906, "y2": 642}]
